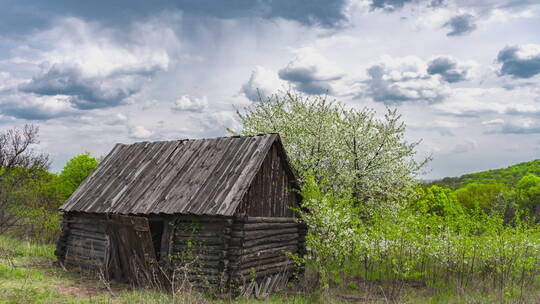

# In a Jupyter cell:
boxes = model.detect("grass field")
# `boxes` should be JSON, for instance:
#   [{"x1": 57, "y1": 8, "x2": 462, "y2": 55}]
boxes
[{"x1": 0, "y1": 236, "x2": 538, "y2": 304}]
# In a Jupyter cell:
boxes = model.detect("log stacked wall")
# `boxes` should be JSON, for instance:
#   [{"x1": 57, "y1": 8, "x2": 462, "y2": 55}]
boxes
[
  {"x1": 168, "y1": 216, "x2": 233, "y2": 289},
  {"x1": 55, "y1": 213, "x2": 109, "y2": 270},
  {"x1": 228, "y1": 216, "x2": 301, "y2": 292}
]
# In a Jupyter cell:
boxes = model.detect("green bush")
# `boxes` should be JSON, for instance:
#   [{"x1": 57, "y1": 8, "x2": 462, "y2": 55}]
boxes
[{"x1": 6, "y1": 153, "x2": 98, "y2": 244}]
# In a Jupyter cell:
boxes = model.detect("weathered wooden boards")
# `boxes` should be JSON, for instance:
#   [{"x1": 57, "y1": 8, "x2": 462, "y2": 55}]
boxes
[
  {"x1": 236, "y1": 144, "x2": 300, "y2": 218},
  {"x1": 56, "y1": 213, "x2": 164, "y2": 287},
  {"x1": 107, "y1": 215, "x2": 162, "y2": 286},
  {"x1": 56, "y1": 213, "x2": 306, "y2": 298},
  {"x1": 168, "y1": 216, "x2": 233, "y2": 290},
  {"x1": 166, "y1": 215, "x2": 304, "y2": 296},
  {"x1": 228, "y1": 216, "x2": 302, "y2": 296},
  {"x1": 59, "y1": 134, "x2": 299, "y2": 217},
  {"x1": 55, "y1": 213, "x2": 109, "y2": 271}
]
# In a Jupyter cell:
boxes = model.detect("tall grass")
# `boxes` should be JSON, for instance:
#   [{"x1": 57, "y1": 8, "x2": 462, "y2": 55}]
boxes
[{"x1": 0, "y1": 235, "x2": 55, "y2": 258}]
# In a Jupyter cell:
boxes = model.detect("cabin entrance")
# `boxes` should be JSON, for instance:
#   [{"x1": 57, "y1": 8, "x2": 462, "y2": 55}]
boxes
[
  {"x1": 106, "y1": 215, "x2": 161, "y2": 286},
  {"x1": 149, "y1": 219, "x2": 165, "y2": 260}
]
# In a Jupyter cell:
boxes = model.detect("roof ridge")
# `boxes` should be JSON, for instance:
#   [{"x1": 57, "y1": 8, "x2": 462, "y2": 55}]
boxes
[{"x1": 116, "y1": 133, "x2": 278, "y2": 146}]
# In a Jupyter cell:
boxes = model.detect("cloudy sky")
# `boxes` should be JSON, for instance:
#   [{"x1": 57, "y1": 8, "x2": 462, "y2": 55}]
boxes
[{"x1": 1, "y1": 0, "x2": 539, "y2": 179}]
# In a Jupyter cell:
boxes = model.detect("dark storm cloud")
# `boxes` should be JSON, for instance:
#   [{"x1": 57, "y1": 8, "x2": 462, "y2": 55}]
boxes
[
  {"x1": 0, "y1": 0, "x2": 350, "y2": 37},
  {"x1": 20, "y1": 64, "x2": 150, "y2": 110},
  {"x1": 427, "y1": 56, "x2": 469, "y2": 83},
  {"x1": 369, "y1": 0, "x2": 537, "y2": 13},
  {"x1": 370, "y1": 0, "x2": 416, "y2": 11},
  {"x1": 504, "y1": 107, "x2": 540, "y2": 117},
  {"x1": 498, "y1": 124, "x2": 540, "y2": 134},
  {"x1": 369, "y1": 0, "x2": 446, "y2": 11},
  {"x1": 497, "y1": 45, "x2": 540, "y2": 79},
  {"x1": 278, "y1": 66, "x2": 342, "y2": 95},
  {"x1": 278, "y1": 66, "x2": 339, "y2": 94},
  {"x1": 1, "y1": 103, "x2": 71, "y2": 120},
  {"x1": 277, "y1": 50, "x2": 344, "y2": 95},
  {"x1": 443, "y1": 14, "x2": 477, "y2": 36},
  {"x1": 293, "y1": 81, "x2": 334, "y2": 95}
]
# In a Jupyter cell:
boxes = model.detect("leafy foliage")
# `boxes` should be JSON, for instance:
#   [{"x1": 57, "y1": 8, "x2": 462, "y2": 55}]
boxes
[
  {"x1": 452, "y1": 183, "x2": 506, "y2": 211},
  {"x1": 55, "y1": 153, "x2": 99, "y2": 202},
  {"x1": 233, "y1": 91, "x2": 428, "y2": 213},
  {"x1": 0, "y1": 125, "x2": 50, "y2": 234},
  {"x1": 3, "y1": 150, "x2": 98, "y2": 243},
  {"x1": 410, "y1": 185, "x2": 464, "y2": 217}
]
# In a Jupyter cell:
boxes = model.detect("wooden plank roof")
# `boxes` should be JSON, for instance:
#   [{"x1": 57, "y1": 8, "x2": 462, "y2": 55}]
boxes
[{"x1": 59, "y1": 134, "x2": 296, "y2": 216}]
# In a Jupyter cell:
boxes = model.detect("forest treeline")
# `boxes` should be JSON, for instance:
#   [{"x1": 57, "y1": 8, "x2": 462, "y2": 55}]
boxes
[
  {"x1": 429, "y1": 159, "x2": 540, "y2": 189},
  {"x1": 421, "y1": 159, "x2": 540, "y2": 221}
]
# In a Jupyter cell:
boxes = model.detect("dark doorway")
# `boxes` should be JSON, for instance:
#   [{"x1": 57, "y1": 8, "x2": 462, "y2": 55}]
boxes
[
  {"x1": 149, "y1": 220, "x2": 164, "y2": 260},
  {"x1": 106, "y1": 215, "x2": 159, "y2": 285}
]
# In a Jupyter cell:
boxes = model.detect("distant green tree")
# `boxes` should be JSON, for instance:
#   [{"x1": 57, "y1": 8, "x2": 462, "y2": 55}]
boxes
[
  {"x1": 411, "y1": 185, "x2": 464, "y2": 217},
  {"x1": 56, "y1": 153, "x2": 99, "y2": 203},
  {"x1": 514, "y1": 174, "x2": 540, "y2": 218},
  {"x1": 453, "y1": 183, "x2": 505, "y2": 211}
]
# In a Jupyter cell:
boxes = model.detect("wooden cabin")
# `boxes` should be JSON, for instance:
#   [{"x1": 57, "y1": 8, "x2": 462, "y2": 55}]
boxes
[{"x1": 55, "y1": 134, "x2": 306, "y2": 296}]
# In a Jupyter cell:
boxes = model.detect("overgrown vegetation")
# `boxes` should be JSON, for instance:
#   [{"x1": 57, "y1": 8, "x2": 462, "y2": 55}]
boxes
[
  {"x1": 298, "y1": 176, "x2": 539, "y2": 299},
  {"x1": 0, "y1": 125, "x2": 99, "y2": 243}
]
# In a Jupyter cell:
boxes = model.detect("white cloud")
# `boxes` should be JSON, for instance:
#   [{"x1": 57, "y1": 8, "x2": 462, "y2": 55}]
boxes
[
  {"x1": 365, "y1": 55, "x2": 450, "y2": 104},
  {"x1": 0, "y1": 72, "x2": 23, "y2": 91},
  {"x1": 241, "y1": 66, "x2": 285, "y2": 101},
  {"x1": 129, "y1": 125, "x2": 153, "y2": 139},
  {"x1": 107, "y1": 113, "x2": 129, "y2": 125},
  {"x1": 432, "y1": 87, "x2": 540, "y2": 117},
  {"x1": 199, "y1": 111, "x2": 241, "y2": 135},
  {"x1": 171, "y1": 95, "x2": 209, "y2": 112},
  {"x1": 481, "y1": 118, "x2": 504, "y2": 125},
  {"x1": 0, "y1": 93, "x2": 76, "y2": 120},
  {"x1": 29, "y1": 17, "x2": 171, "y2": 78}
]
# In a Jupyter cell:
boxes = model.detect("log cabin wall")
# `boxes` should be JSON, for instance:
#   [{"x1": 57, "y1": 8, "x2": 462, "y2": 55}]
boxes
[
  {"x1": 237, "y1": 143, "x2": 299, "y2": 218},
  {"x1": 167, "y1": 216, "x2": 233, "y2": 290},
  {"x1": 227, "y1": 216, "x2": 305, "y2": 296},
  {"x1": 55, "y1": 213, "x2": 109, "y2": 271}
]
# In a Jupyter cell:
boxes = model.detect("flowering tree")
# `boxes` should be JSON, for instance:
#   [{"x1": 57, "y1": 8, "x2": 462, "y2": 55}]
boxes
[{"x1": 233, "y1": 90, "x2": 429, "y2": 212}]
